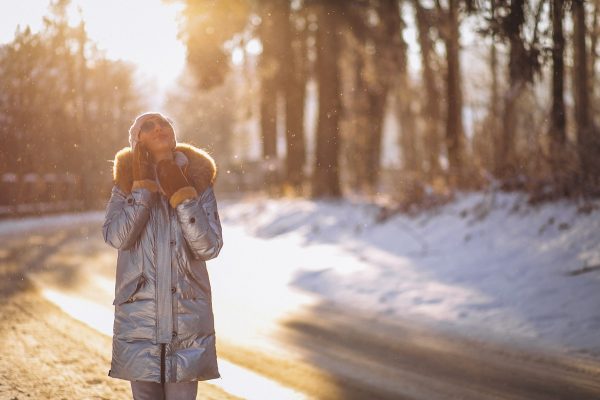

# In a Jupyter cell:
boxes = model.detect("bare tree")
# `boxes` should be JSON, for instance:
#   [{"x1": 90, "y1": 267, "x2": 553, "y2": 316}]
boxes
[
  {"x1": 547, "y1": 0, "x2": 568, "y2": 191},
  {"x1": 572, "y1": 0, "x2": 600, "y2": 190},
  {"x1": 396, "y1": 0, "x2": 421, "y2": 175},
  {"x1": 255, "y1": 1, "x2": 289, "y2": 194},
  {"x1": 413, "y1": 0, "x2": 443, "y2": 179},
  {"x1": 284, "y1": 3, "x2": 309, "y2": 194},
  {"x1": 312, "y1": 3, "x2": 342, "y2": 198},
  {"x1": 436, "y1": 0, "x2": 468, "y2": 187}
]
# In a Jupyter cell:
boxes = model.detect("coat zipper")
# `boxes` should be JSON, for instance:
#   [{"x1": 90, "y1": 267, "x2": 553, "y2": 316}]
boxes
[{"x1": 160, "y1": 343, "x2": 166, "y2": 385}]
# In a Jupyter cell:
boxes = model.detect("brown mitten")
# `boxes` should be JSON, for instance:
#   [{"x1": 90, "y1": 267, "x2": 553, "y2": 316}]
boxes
[
  {"x1": 133, "y1": 143, "x2": 155, "y2": 180},
  {"x1": 157, "y1": 159, "x2": 198, "y2": 208},
  {"x1": 131, "y1": 143, "x2": 158, "y2": 192}
]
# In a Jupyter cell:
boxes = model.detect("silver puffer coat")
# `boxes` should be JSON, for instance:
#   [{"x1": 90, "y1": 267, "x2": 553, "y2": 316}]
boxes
[{"x1": 101, "y1": 143, "x2": 223, "y2": 383}]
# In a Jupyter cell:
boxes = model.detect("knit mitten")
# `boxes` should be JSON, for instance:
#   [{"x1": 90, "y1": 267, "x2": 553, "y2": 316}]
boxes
[
  {"x1": 131, "y1": 143, "x2": 158, "y2": 192},
  {"x1": 156, "y1": 159, "x2": 198, "y2": 208}
]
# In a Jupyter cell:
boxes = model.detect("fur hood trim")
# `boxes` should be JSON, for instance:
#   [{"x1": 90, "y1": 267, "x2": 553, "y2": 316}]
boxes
[{"x1": 111, "y1": 143, "x2": 217, "y2": 195}]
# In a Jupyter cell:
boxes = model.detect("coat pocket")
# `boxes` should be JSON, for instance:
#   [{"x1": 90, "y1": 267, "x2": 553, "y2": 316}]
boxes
[
  {"x1": 113, "y1": 273, "x2": 147, "y2": 305},
  {"x1": 177, "y1": 251, "x2": 211, "y2": 300},
  {"x1": 190, "y1": 265, "x2": 212, "y2": 300}
]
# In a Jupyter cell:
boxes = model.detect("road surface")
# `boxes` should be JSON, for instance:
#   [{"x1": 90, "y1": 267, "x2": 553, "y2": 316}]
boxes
[{"x1": 1, "y1": 215, "x2": 599, "y2": 399}]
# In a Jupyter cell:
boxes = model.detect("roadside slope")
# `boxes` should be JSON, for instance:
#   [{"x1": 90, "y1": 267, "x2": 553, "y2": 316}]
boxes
[{"x1": 0, "y1": 224, "x2": 241, "y2": 400}]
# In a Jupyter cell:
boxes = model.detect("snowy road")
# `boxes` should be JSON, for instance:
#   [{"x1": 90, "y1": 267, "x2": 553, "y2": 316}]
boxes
[{"x1": 2, "y1": 202, "x2": 600, "y2": 399}]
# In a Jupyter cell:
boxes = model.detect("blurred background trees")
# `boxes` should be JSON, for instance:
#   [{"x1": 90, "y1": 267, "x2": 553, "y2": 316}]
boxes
[
  {"x1": 2, "y1": 0, "x2": 600, "y2": 215},
  {"x1": 173, "y1": 0, "x2": 600, "y2": 203},
  {"x1": 0, "y1": 0, "x2": 143, "y2": 211}
]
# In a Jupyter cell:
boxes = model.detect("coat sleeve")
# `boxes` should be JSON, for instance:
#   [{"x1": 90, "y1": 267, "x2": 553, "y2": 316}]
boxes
[
  {"x1": 175, "y1": 186, "x2": 224, "y2": 261},
  {"x1": 102, "y1": 183, "x2": 158, "y2": 251}
]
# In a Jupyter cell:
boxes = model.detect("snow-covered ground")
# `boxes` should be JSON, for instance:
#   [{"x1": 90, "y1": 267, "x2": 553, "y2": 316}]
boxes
[
  {"x1": 2, "y1": 190, "x2": 599, "y2": 360},
  {"x1": 217, "y1": 190, "x2": 600, "y2": 359}
]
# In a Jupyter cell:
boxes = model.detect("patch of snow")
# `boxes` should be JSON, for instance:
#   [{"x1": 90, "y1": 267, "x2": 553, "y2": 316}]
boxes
[{"x1": 218, "y1": 191, "x2": 600, "y2": 358}]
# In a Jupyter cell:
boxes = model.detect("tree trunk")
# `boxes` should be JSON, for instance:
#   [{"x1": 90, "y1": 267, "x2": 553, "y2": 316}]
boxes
[
  {"x1": 284, "y1": 4, "x2": 307, "y2": 194},
  {"x1": 365, "y1": 87, "x2": 388, "y2": 193},
  {"x1": 396, "y1": 61, "x2": 420, "y2": 174},
  {"x1": 350, "y1": 44, "x2": 370, "y2": 192},
  {"x1": 77, "y1": 20, "x2": 93, "y2": 210},
  {"x1": 489, "y1": 0, "x2": 501, "y2": 176},
  {"x1": 259, "y1": 0, "x2": 284, "y2": 192},
  {"x1": 414, "y1": 0, "x2": 442, "y2": 180},
  {"x1": 589, "y1": 0, "x2": 599, "y2": 107},
  {"x1": 395, "y1": 25, "x2": 419, "y2": 175},
  {"x1": 441, "y1": 0, "x2": 466, "y2": 187},
  {"x1": 548, "y1": 0, "x2": 568, "y2": 193},
  {"x1": 312, "y1": 4, "x2": 342, "y2": 198},
  {"x1": 396, "y1": 83, "x2": 419, "y2": 173},
  {"x1": 549, "y1": 0, "x2": 567, "y2": 154},
  {"x1": 573, "y1": 0, "x2": 599, "y2": 187},
  {"x1": 497, "y1": 0, "x2": 526, "y2": 181},
  {"x1": 363, "y1": 0, "x2": 402, "y2": 194}
]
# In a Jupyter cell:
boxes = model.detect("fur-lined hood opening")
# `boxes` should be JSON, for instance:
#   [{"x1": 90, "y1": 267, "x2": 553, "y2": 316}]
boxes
[{"x1": 111, "y1": 143, "x2": 217, "y2": 195}]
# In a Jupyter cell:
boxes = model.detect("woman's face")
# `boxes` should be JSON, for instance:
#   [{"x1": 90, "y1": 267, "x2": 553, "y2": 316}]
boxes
[{"x1": 139, "y1": 116, "x2": 176, "y2": 157}]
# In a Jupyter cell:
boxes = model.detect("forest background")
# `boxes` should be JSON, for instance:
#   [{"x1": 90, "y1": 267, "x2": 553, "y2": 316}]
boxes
[{"x1": 1, "y1": 0, "x2": 599, "y2": 212}]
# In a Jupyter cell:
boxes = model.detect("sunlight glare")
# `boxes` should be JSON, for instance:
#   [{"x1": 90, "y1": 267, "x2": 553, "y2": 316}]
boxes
[
  {"x1": 215, "y1": 360, "x2": 307, "y2": 400},
  {"x1": 68, "y1": 0, "x2": 186, "y2": 92},
  {"x1": 232, "y1": 46, "x2": 244, "y2": 66},
  {"x1": 41, "y1": 288, "x2": 114, "y2": 336},
  {"x1": 1, "y1": 0, "x2": 186, "y2": 107},
  {"x1": 245, "y1": 38, "x2": 262, "y2": 55}
]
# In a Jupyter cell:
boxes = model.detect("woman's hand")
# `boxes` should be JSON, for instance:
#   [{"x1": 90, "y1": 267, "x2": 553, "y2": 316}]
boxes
[
  {"x1": 157, "y1": 159, "x2": 198, "y2": 208},
  {"x1": 132, "y1": 143, "x2": 156, "y2": 182}
]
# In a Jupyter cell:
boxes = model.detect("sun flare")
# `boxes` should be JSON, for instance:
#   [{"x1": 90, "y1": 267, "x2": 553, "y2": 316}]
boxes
[{"x1": 1, "y1": 0, "x2": 186, "y2": 105}]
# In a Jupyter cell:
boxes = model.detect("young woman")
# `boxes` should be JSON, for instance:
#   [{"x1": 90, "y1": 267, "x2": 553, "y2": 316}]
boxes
[{"x1": 102, "y1": 112, "x2": 224, "y2": 400}]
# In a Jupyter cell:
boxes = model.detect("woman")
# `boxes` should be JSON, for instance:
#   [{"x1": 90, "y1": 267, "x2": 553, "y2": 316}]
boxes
[{"x1": 102, "y1": 112, "x2": 224, "y2": 400}]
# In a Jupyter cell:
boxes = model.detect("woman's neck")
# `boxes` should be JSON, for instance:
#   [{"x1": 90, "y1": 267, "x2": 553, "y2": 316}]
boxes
[{"x1": 151, "y1": 150, "x2": 174, "y2": 164}]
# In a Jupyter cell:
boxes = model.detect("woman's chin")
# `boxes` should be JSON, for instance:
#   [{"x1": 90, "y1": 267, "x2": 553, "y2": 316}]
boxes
[{"x1": 151, "y1": 141, "x2": 172, "y2": 152}]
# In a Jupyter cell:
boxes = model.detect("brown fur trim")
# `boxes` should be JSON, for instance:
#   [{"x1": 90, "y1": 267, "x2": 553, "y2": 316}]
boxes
[
  {"x1": 111, "y1": 143, "x2": 217, "y2": 195},
  {"x1": 173, "y1": 143, "x2": 217, "y2": 195},
  {"x1": 169, "y1": 186, "x2": 198, "y2": 208},
  {"x1": 112, "y1": 147, "x2": 134, "y2": 194},
  {"x1": 132, "y1": 179, "x2": 158, "y2": 192}
]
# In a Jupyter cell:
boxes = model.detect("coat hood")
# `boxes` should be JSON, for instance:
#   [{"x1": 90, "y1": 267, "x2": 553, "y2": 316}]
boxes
[{"x1": 112, "y1": 142, "x2": 217, "y2": 195}]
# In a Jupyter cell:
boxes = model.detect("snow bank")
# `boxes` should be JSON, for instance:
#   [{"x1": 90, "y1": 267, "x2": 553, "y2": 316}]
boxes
[{"x1": 219, "y1": 191, "x2": 600, "y2": 359}]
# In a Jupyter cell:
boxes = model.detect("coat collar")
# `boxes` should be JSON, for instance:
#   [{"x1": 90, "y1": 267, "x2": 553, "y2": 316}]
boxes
[{"x1": 112, "y1": 142, "x2": 217, "y2": 195}]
